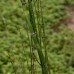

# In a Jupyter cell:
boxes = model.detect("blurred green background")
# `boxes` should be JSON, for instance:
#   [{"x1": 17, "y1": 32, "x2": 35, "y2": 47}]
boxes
[{"x1": 0, "y1": 0, "x2": 74, "y2": 74}]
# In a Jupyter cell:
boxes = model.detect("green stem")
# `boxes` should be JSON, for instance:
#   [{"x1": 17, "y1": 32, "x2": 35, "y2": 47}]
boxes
[{"x1": 28, "y1": 0, "x2": 49, "y2": 74}]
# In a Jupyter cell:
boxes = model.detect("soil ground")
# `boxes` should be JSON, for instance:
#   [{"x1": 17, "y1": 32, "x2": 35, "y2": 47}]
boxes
[{"x1": 66, "y1": 5, "x2": 74, "y2": 31}]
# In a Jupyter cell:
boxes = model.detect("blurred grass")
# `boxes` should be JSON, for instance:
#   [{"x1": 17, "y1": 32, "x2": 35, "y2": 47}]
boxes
[{"x1": 0, "y1": 0, "x2": 74, "y2": 74}]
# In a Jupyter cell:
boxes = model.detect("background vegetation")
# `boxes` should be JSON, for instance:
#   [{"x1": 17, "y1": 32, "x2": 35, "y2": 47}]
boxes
[{"x1": 0, "y1": 0, "x2": 74, "y2": 74}]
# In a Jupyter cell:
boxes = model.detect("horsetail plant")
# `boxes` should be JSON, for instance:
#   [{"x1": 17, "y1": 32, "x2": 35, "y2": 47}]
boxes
[
  {"x1": 21, "y1": 0, "x2": 50, "y2": 74},
  {"x1": 21, "y1": 0, "x2": 36, "y2": 74}
]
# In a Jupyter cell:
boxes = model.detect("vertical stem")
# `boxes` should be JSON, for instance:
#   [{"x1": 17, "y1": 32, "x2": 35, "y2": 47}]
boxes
[
  {"x1": 20, "y1": 0, "x2": 51, "y2": 74},
  {"x1": 30, "y1": 36, "x2": 35, "y2": 74},
  {"x1": 38, "y1": 0, "x2": 51, "y2": 74},
  {"x1": 28, "y1": 0, "x2": 49, "y2": 74}
]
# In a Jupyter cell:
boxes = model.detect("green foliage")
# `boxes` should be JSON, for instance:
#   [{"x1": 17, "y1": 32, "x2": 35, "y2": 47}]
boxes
[{"x1": 0, "y1": 0, "x2": 74, "y2": 74}]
